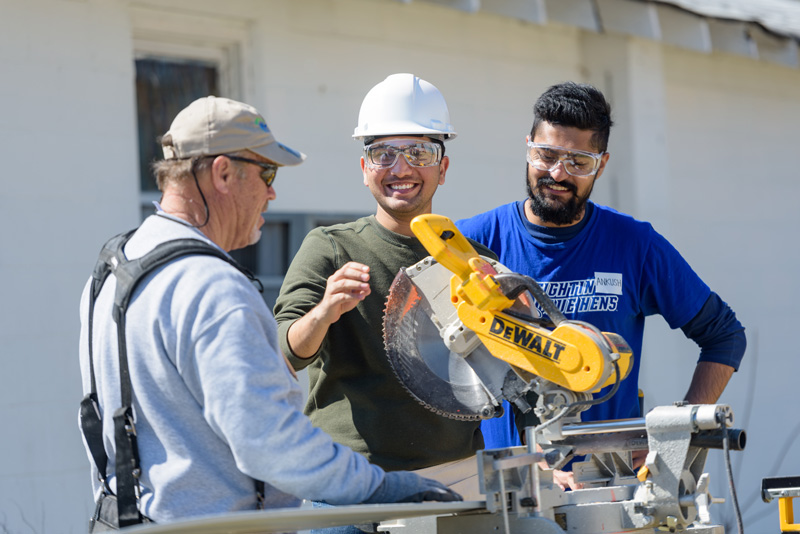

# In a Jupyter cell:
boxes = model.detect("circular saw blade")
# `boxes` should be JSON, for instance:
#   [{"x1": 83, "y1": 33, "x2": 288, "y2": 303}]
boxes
[{"x1": 383, "y1": 263, "x2": 494, "y2": 421}]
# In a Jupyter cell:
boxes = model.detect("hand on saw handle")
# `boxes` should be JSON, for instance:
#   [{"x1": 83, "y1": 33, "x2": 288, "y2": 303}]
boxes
[
  {"x1": 410, "y1": 214, "x2": 515, "y2": 312},
  {"x1": 363, "y1": 471, "x2": 463, "y2": 504}
]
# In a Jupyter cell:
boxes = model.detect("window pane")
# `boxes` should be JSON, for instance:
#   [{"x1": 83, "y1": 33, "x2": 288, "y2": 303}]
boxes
[
  {"x1": 135, "y1": 58, "x2": 219, "y2": 192},
  {"x1": 228, "y1": 221, "x2": 289, "y2": 276},
  {"x1": 262, "y1": 287, "x2": 282, "y2": 313},
  {"x1": 229, "y1": 243, "x2": 259, "y2": 273},
  {"x1": 258, "y1": 221, "x2": 290, "y2": 276}
]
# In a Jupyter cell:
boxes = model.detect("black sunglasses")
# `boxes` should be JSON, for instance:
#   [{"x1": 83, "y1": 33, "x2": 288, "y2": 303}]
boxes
[{"x1": 223, "y1": 155, "x2": 279, "y2": 187}]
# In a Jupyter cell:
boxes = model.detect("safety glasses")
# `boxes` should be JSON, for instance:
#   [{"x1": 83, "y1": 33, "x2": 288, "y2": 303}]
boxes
[
  {"x1": 526, "y1": 143, "x2": 604, "y2": 178},
  {"x1": 364, "y1": 140, "x2": 443, "y2": 169},
  {"x1": 224, "y1": 155, "x2": 279, "y2": 187}
]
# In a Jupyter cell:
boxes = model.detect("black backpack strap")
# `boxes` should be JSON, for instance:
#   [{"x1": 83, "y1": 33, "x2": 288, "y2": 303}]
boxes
[
  {"x1": 80, "y1": 230, "x2": 137, "y2": 494},
  {"x1": 81, "y1": 231, "x2": 265, "y2": 526},
  {"x1": 109, "y1": 239, "x2": 243, "y2": 527},
  {"x1": 79, "y1": 394, "x2": 109, "y2": 491}
]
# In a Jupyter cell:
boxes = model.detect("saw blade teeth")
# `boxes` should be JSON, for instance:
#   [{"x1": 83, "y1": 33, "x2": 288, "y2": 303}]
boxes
[{"x1": 383, "y1": 262, "x2": 491, "y2": 422}]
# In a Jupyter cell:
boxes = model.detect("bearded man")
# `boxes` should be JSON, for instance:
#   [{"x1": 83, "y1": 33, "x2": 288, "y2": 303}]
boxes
[{"x1": 457, "y1": 82, "x2": 746, "y2": 459}]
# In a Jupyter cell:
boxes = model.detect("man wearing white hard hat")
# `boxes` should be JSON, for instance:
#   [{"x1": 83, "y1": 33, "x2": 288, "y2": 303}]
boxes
[
  {"x1": 78, "y1": 96, "x2": 460, "y2": 530},
  {"x1": 274, "y1": 75, "x2": 494, "y2": 526}
]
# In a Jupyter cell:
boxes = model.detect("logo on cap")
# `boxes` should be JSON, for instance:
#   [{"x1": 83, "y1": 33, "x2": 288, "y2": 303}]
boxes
[{"x1": 255, "y1": 117, "x2": 270, "y2": 133}]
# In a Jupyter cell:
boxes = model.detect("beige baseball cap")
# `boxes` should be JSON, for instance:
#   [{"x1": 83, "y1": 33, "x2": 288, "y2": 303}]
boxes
[{"x1": 161, "y1": 96, "x2": 306, "y2": 166}]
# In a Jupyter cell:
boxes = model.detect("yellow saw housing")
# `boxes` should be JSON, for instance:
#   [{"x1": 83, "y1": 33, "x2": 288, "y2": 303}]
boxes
[{"x1": 411, "y1": 214, "x2": 633, "y2": 393}]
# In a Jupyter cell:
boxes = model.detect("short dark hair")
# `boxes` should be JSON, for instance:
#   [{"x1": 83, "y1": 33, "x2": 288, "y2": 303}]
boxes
[{"x1": 530, "y1": 82, "x2": 613, "y2": 152}]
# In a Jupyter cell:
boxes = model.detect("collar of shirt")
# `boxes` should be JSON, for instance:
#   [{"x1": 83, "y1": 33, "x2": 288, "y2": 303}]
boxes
[
  {"x1": 152, "y1": 200, "x2": 201, "y2": 229},
  {"x1": 515, "y1": 199, "x2": 593, "y2": 244}
]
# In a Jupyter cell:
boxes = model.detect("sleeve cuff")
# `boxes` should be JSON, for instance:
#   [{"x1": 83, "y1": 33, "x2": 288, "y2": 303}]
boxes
[{"x1": 279, "y1": 318, "x2": 322, "y2": 371}]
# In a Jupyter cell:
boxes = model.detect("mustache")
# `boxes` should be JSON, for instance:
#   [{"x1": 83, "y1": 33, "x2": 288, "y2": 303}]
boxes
[{"x1": 536, "y1": 174, "x2": 577, "y2": 194}]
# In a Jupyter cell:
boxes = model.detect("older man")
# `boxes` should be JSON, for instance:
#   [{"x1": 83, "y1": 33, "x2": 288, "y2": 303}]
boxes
[{"x1": 78, "y1": 96, "x2": 459, "y2": 530}]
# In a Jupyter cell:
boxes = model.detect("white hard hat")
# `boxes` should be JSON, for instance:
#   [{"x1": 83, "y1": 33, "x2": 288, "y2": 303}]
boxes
[{"x1": 353, "y1": 73, "x2": 457, "y2": 142}]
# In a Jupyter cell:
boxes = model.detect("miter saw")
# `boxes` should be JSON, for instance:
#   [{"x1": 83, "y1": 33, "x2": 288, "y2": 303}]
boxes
[
  {"x1": 384, "y1": 213, "x2": 634, "y2": 427},
  {"x1": 382, "y1": 214, "x2": 746, "y2": 534}
]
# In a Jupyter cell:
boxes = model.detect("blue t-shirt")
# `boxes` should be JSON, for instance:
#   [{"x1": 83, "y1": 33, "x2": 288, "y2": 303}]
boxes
[{"x1": 457, "y1": 201, "x2": 711, "y2": 448}]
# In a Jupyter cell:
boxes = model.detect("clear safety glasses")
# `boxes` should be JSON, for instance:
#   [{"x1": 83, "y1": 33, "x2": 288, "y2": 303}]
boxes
[
  {"x1": 526, "y1": 143, "x2": 604, "y2": 178},
  {"x1": 364, "y1": 140, "x2": 443, "y2": 169}
]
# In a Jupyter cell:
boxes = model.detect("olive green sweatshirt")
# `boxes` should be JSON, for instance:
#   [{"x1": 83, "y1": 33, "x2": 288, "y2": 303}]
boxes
[{"x1": 274, "y1": 216, "x2": 497, "y2": 471}]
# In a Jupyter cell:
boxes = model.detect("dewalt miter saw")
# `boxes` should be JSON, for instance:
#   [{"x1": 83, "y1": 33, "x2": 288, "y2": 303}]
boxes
[
  {"x1": 382, "y1": 214, "x2": 746, "y2": 534},
  {"x1": 384, "y1": 213, "x2": 633, "y2": 427}
]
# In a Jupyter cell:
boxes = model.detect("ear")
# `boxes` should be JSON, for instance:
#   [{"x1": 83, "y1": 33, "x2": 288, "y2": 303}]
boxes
[
  {"x1": 360, "y1": 157, "x2": 369, "y2": 187},
  {"x1": 210, "y1": 155, "x2": 235, "y2": 193},
  {"x1": 437, "y1": 155, "x2": 449, "y2": 186},
  {"x1": 594, "y1": 152, "x2": 611, "y2": 181}
]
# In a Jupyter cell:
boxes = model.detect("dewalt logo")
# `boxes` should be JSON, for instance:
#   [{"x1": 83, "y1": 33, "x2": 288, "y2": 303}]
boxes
[{"x1": 488, "y1": 316, "x2": 566, "y2": 362}]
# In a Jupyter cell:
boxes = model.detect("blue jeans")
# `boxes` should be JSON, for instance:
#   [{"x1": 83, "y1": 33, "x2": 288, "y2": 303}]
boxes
[{"x1": 310, "y1": 501, "x2": 375, "y2": 534}]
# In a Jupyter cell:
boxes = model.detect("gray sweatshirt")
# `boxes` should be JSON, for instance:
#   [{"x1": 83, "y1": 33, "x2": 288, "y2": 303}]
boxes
[{"x1": 78, "y1": 214, "x2": 384, "y2": 523}]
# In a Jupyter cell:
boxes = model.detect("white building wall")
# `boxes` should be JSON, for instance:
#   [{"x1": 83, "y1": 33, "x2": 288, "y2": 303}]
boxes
[
  {"x1": 653, "y1": 46, "x2": 800, "y2": 532},
  {"x1": 0, "y1": 1, "x2": 140, "y2": 531},
  {"x1": 0, "y1": 0, "x2": 797, "y2": 532}
]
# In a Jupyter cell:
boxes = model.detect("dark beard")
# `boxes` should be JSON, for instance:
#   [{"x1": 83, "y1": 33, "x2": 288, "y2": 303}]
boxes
[{"x1": 525, "y1": 169, "x2": 593, "y2": 226}]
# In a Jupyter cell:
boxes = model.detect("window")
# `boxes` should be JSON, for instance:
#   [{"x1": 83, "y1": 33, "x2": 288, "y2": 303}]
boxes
[
  {"x1": 135, "y1": 57, "x2": 219, "y2": 200},
  {"x1": 132, "y1": 4, "x2": 247, "y2": 218}
]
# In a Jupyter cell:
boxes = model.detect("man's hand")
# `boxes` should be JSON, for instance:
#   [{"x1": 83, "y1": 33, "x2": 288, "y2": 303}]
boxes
[
  {"x1": 363, "y1": 471, "x2": 462, "y2": 504},
  {"x1": 529, "y1": 442, "x2": 583, "y2": 491},
  {"x1": 287, "y1": 262, "x2": 371, "y2": 359},
  {"x1": 314, "y1": 262, "x2": 371, "y2": 324},
  {"x1": 632, "y1": 449, "x2": 648, "y2": 470},
  {"x1": 551, "y1": 468, "x2": 584, "y2": 491}
]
